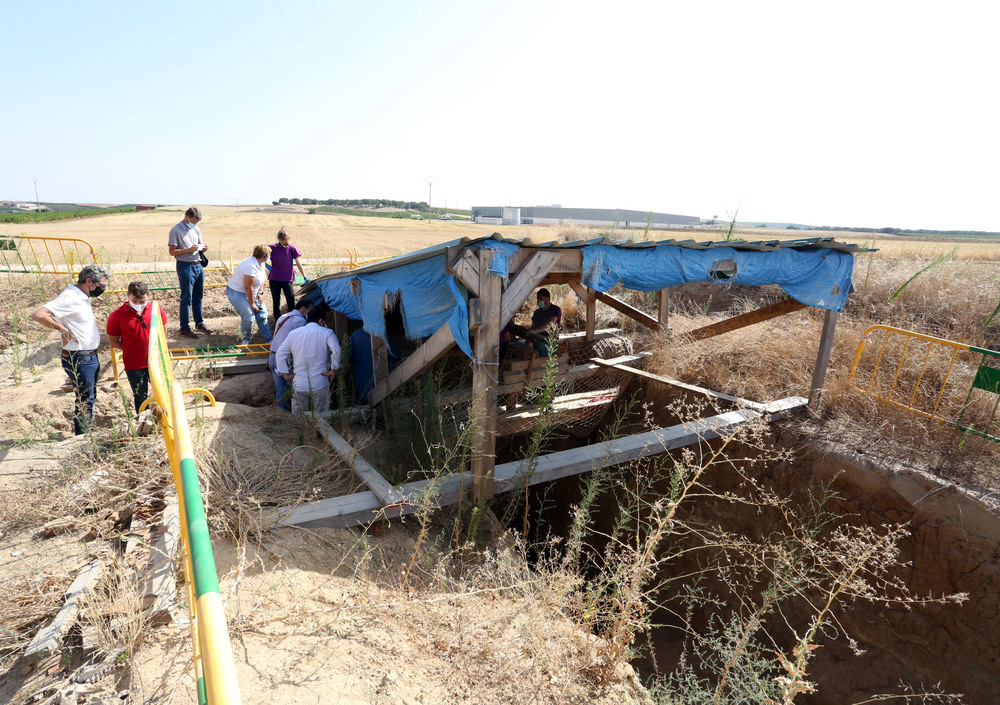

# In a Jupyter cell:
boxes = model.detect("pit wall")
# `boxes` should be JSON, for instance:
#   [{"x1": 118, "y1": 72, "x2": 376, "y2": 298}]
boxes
[{"x1": 772, "y1": 433, "x2": 1000, "y2": 704}]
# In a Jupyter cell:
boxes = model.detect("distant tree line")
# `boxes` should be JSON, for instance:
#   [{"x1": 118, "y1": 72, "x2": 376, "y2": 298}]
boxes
[
  {"x1": 0, "y1": 208, "x2": 135, "y2": 224},
  {"x1": 273, "y1": 197, "x2": 430, "y2": 211},
  {"x1": 803, "y1": 224, "x2": 1000, "y2": 237}
]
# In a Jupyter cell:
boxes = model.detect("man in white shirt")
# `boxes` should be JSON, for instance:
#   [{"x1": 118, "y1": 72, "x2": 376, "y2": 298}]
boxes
[
  {"x1": 31, "y1": 264, "x2": 111, "y2": 434},
  {"x1": 269, "y1": 297, "x2": 315, "y2": 411},
  {"x1": 275, "y1": 306, "x2": 341, "y2": 416}
]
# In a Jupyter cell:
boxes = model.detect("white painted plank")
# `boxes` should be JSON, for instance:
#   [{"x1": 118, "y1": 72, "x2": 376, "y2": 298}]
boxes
[
  {"x1": 315, "y1": 417, "x2": 394, "y2": 504},
  {"x1": 265, "y1": 397, "x2": 806, "y2": 530}
]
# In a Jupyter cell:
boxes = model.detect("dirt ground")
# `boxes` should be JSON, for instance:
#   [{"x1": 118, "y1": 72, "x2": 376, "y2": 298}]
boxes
[{"x1": 0, "y1": 320, "x2": 650, "y2": 705}]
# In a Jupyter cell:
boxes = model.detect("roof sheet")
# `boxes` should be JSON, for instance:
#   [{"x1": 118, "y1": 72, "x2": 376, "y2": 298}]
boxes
[{"x1": 301, "y1": 233, "x2": 873, "y2": 292}]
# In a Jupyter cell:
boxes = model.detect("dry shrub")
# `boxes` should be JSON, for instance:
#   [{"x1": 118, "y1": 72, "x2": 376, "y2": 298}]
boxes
[{"x1": 199, "y1": 441, "x2": 357, "y2": 541}]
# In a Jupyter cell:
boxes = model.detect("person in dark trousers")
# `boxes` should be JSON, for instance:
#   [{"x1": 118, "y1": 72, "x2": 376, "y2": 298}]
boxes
[
  {"x1": 106, "y1": 281, "x2": 167, "y2": 413},
  {"x1": 349, "y1": 327, "x2": 401, "y2": 402},
  {"x1": 269, "y1": 298, "x2": 314, "y2": 410},
  {"x1": 267, "y1": 227, "x2": 306, "y2": 318},
  {"x1": 31, "y1": 264, "x2": 111, "y2": 434},
  {"x1": 507, "y1": 288, "x2": 562, "y2": 357},
  {"x1": 168, "y1": 206, "x2": 215, "y2": 338}
]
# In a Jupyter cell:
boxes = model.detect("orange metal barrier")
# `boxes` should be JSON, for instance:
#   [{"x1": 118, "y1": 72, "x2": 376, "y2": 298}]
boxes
[
  {"x1": 849, "y1": 325, "x2": 1000, "y2": 442},
  {"x1": 0, "y1": 234, "x2": 97, "y2": 275}
]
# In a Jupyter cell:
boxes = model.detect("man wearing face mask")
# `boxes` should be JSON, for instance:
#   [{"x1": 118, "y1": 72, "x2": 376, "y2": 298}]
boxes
[
  {"x1": 106, "y1": 281, "x2": 167, "y2": 413},
  {"x1": 168, "y1": 206, "x2": 215, "y2": 339},
  {"x1": 31, "y1": 264, "x2": 112, "y2": 435},
  {"x1": 509, "y1": 288, "x2": 563, "y2": 357}
]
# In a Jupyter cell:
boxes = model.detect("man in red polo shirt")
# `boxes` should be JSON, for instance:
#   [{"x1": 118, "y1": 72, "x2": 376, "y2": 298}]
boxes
[{"x1": 106, "y1": 281, "x2": 167, "y2": 413}]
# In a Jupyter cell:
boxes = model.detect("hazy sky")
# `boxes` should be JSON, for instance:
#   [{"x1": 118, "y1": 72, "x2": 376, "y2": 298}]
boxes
[{"x1": 2, "y1": 1, "x2": 997, "y2": 231}]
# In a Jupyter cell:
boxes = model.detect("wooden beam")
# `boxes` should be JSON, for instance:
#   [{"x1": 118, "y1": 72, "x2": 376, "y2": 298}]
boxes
[
  {"x1": 594, "y1": 291, "x2": 661, "y2": 332},
  {"x1": 809, "y1": 309, "x2": 839, "y2": 407},
  {"x1": 540, "y1": 272, "x2": 583, "y2": 286},
  {"x1": 143, "y1": 496, "x2": 181, "y2": 625},
  {"x1": 496, "y1": 386, "x2": 619, "y2": 436},
  {"x1": 265, "y1": 396, "x2": 806, "y2": 529},
  {"x1": 591, "y1": 358, "x2": 766, "y2": 410},
  {"x1": 371, "y1": 334, "x2": 389, "y2": 391},
  {"x1": 368, "y1": 321, "x2": 457, "y2": 406},
  {"x1": 567, "y1": 281, "x2": 598, "y2": 342},
  {"x1": 315, "y1": 416, "x2": 393, "y2": 503},
  {"x1": 501, "y1": 251, "x2": 564, "y2": 328},
  {"x1": 658, "y1": 289, "x2": 669, "y2": 330},
  {"x1": 472, "y1": 248, "x2": 503, "y2": 503},
  {"x1": 25, "y1": 559, "x2": 102, "y2": 662},
  {"x1": 686, "y1": 297, "x2": 807, "y2": 341},
  {"x1": 507, "y1": 248, "x2": 583, "y2": 274},
  {"x1": 451, "y1": 249, "x2": 481, "y2": 296}
]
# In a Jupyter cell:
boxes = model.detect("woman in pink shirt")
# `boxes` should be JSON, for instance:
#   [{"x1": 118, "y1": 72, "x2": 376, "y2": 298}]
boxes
[{"x1": 268, "y1": 227, "x2": 306, "y2": 317}]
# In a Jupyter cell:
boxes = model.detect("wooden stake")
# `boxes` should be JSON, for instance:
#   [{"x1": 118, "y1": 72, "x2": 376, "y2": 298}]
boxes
[
  {"x1": 472, "y1": 248, "x2": 503, "y2": 503},
  {"x1": 809, "y1": 308, "x2": 839, "y2": 407}
]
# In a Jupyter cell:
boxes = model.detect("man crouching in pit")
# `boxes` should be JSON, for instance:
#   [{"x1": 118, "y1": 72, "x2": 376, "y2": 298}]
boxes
[{"x1": 274, "y1": 305, "x2": 341, "y2": 416}]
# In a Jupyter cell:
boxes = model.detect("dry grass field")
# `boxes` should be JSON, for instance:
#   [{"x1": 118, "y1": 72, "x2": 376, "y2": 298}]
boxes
[{"x1": 2, "y1": 209, "x2": 998, "y2": 704}]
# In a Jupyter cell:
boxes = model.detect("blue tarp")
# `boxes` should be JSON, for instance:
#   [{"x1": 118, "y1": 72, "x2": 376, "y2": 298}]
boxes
[
  {"x1": 312, "y1": 239, "x2": 856, "y2": 362},
  {"x1": 580, "y1": 244, "x2": 854, "y2": 311},
  {"x1": 315, "y1": 252, "x2": 472, "y2": 357}
]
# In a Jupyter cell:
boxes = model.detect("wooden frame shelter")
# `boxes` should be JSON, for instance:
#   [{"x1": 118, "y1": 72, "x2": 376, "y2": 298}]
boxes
[{"x1": 273, "y1": 235, "x2": 870, "y2": 528}]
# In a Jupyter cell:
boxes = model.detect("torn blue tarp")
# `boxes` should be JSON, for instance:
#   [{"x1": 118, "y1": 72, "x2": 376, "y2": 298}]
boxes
[
  {"x1": 580, "y1": 244, "x2": 855, "y2": 311},
  {"x1": 315, "y1": 253, "x2": 472, "y2": 357}
]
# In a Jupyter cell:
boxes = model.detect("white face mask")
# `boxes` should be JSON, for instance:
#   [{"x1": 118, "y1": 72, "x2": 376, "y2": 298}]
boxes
[{"x1": 129, "y1": 301, "x2": 147, "y2": 314}]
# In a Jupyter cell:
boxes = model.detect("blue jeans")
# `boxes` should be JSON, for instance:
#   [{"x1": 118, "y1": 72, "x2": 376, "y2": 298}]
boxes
[
  {"x1": 176, "y1": 261, "x2": 204, "y2": 331},
  {"x1": 125, "y1": 368, "x2": 149, "y2": 414},
  {"x1": 62, "y1": 350, "x2": 100, "y2": 435},
  {"x1": 269, "y1": 352, "x2": 291, "y2": 411},
  {"x1": 226, "y1": 287, "x2": 272, "y2": 343}
]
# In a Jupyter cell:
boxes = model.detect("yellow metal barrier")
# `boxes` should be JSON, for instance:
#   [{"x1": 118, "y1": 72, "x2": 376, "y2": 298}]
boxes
[
  {"x1": 110, "y1": 267, "x2": 232, "y2": 295},
  {"x1": 138, "y1": 388, "x2": 216, "y2": 414},
  {"x1": 849, "y1": 325, "x2": 1000, "y2": 442},
  {"x1": 346, "y1": 248, "x2": 391, "y2": 270},
  {"x1": 0, "y1": 234, "x2": 97, "y2": 275},
  {"x1": 146, "y1": 301, "x2": 242, "y2": 705},
  {"x1": 111, "y1": 343, "x2": 269, "y2": 382}
]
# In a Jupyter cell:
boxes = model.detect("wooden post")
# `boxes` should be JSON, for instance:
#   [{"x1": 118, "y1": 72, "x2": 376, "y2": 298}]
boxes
[
  {"x1": 809, "y1": 309, "x2": 839, "y2": 408},
  {"x1": 371, "y1": 334, "x2": 389, "y2": 389},
  {"x1": 472, "y1": 248, "x2": 502, "y2": 504},
  {"x1": 568, "y1": 280, "x2": 597, "y2": 341},
  {"x1": 657, "y1": 289, "x2": 669, "y2": 331}
]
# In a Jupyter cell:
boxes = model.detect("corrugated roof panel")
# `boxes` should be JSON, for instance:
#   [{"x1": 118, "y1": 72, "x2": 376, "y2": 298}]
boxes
[{"x1": 298, "y1": 232, "x2": 875, "y2": 299}]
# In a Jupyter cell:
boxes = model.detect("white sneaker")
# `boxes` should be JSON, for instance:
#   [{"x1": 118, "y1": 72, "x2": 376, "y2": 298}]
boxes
[{"x1": 242, "y1": 339, "x2": 251, "y2": 346}]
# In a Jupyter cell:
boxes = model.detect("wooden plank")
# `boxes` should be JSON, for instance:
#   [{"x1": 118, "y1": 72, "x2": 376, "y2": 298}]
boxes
[
  {"x1": 809, "y1": 309, "x2": 839, "y2": 407},
  {"x1": 472, "y1": 248, "x2": 503, "y2": 503},
  {"x1": 143, "y1": 496, "x2": 181, "y2": 625},
  {"x1": 540, "y1": 272, "x2": 583, "y2": 286},
  {"x1": 25, "y1": 560, "x2": 102, "y2": 661},
  {"x1": 591, "y1": 358, "x2": 766, "y2": 410},
  {"x1": 467, "y1": 297, "x2": 482, "y2": 332},
  {"x1": 496, "y1": 387, "x2": 619, "y2": 436},
  {"x1": 491, "y1": 396, "x2": 807, "y2": 489},
  {"x1": 265, "y1": 396, "x2": 806, "y2": 530},
  {"x1": 368, "y1": 321, "x2": 457, "y2": 406},
  {"x1": 316, "y1": 416, "x2": 393, "y2": 503},
  {"x1": 506, "y1": 248, "x2": 583, "y2": 274},
  {"x1": 594, "y1": 291, "x2": 661, "y2": 331},
  {"x1": 658, "y1": 289, "x2": 669, "y2": 330},
  {"x1": 686, "y1": 298, "x2": 806, "y2": 341},
  {"x1": 558, "y1": 328, "x2": 622, "y2": 345},
  {"x1": 503, "y1": 353, "x2": 568, "y2": 372},
  {"x1": 500, "y1": 251, "x2": 564, "y2": 328},
  {"x1": 371, "y1": 334, "x2": 389, "y2": 391},
  {"x1": 451, "y1": 249, "x2": 481, "y2": 296}
]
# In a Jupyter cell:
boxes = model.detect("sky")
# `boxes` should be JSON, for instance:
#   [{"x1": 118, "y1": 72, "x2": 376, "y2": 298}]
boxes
[{"x1": 2, "y1": 0, "x2": 999, "y2": 231}]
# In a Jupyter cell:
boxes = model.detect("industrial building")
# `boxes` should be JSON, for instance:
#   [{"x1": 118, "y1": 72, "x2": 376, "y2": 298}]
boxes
[{"x1": 470, "y1": 205, "x2": 700, "y2": 228}]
